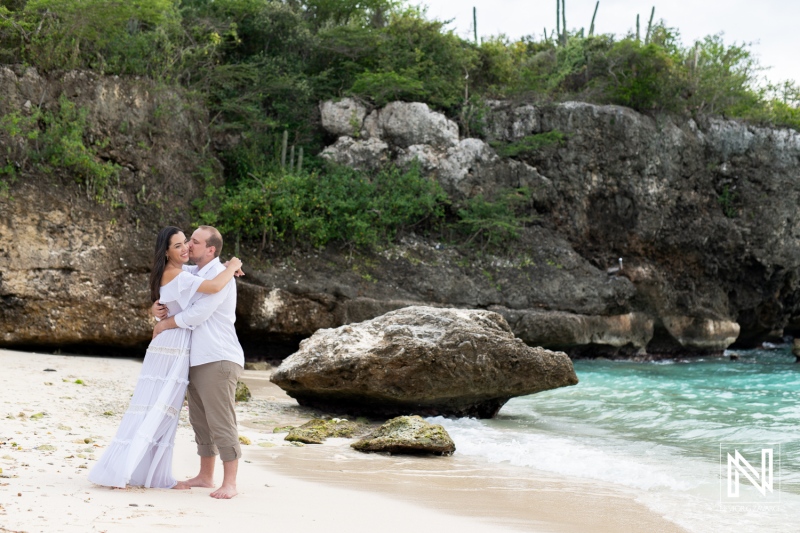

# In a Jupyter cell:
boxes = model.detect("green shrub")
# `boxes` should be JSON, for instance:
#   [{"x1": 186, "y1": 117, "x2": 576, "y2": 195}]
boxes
[
  {"x1": 0, "y1": 96, "x2": 120, "y2": 202},
  {"x1": 350, "y1": 71, "x2": 425, "y2": 107},
  {"x1": 603, "y1": 40, "x2": 681, "y2": 111},
  {"x1": 456, "y1": 188, "x2": 535, "y2": 249},
  {"x1": 2, "y1": 0, "x2": 795, "y2": 138},
  {"x1": 198, "y1": 163, "x2": 446, "y2": 249}
]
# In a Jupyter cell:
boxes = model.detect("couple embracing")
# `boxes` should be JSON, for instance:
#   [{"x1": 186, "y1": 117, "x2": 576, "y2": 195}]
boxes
[{"x1": 88, "y1": 225, "x2": 245, "y2": 499}]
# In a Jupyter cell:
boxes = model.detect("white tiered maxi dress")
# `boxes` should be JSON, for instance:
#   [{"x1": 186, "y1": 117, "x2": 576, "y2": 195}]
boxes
[{"x1": 88, "y1": 272, "x2": 204, "y2": 488}]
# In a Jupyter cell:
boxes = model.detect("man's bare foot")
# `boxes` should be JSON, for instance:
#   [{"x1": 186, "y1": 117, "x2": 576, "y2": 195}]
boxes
[
  {"x1": 210, "y1": 484, "x2": 237, "y2": 499},
  {"x1": 183, "y1": 475, "x2": 214, "y2": 488},
  {"x1": 172, "y1": 480, "x2": 191, "y2": 490}
]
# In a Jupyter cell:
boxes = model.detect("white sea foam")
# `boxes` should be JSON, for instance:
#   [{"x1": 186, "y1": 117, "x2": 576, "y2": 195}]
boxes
[
  {"x1": 428, "y1": 350, "x2": 800, "y2": 532},
  {"x1": 428, "y1": 416, "x2": 696, "y2": 491},
  {"x1": 429, "y1": 416, "x2": 800, "y2": 533}
]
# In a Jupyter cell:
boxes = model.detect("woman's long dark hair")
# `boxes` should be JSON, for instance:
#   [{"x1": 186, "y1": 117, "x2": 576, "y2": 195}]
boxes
[{"x1": 149, "y1": 226, "x2": 183, "y2": 303}]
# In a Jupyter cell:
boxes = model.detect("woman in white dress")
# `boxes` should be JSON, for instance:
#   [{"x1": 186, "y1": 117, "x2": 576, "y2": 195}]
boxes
[{"x1": 88, "y1": 226, "x2": 242, "y2": 489}]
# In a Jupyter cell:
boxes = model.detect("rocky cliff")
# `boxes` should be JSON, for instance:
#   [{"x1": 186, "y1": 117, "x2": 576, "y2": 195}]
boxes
[
  {"x1": 254, "y1": 98, "x2": 800, "y2": 357},
  {"x1": 2, "y1": 71, "x2": 799, "y2": 358},
  {"x1": 0, "y1": 67, "x2": 214, "y2": 351}
]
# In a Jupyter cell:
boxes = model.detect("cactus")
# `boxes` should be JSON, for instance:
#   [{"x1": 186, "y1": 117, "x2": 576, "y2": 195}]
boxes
[
  {"x1": 561, "y1": 0, "x2": 566, "y2": 44},
  {"x1": 589, "y1": 1, "x2": 598, "y2": 36},
  {"x1": 297, "y1": 146, "x2": 304, "y2": 174},
  {"x1": 556, "y1": 0, "x2": 560, "y2": 43},
  {"x1": 636, "y1": 13, "x2": 640, "y2": 42},
  {"x1": 280, "y1": 129, "x2": 288, "y2": 169},
  {"x1": 645, "y1": 6, "x2": 655, "y2": 44},
  {"x1": 473, "y1": 6, "x2": 477, "y2": 44}
]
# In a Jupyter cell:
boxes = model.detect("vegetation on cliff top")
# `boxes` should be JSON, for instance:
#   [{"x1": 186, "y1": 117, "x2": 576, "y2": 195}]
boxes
[
  {"x1": 1, "y1": 0, "x2": 796, "y2": 131},
  {"x1": 0, "y1": 0, "x2": 797, "y2": 249}
]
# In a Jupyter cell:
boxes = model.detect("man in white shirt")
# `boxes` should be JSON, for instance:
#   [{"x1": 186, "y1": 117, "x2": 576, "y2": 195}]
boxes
[{"x1": 152, "y1": 225, "x2": 244, "y2": 499}]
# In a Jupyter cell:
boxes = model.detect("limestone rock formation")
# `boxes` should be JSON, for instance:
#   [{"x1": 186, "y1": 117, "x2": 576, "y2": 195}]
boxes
[
  {"x1": 351, "y1": 415, "x2": 455, "y2": 455},
  {"x1": 376, "y1": 101, "x2": 459, "y2": 148},
  {"x1": 319, "y1": 136, "x2": 389, "y2": 172},
  {"x1": 319, "y1": 98, "x2": 367, "y2": 138},
  {"x1": 5, "y1": 74, "x2": 800, "y2": 360},
  {"x1": 395, "y1": 137, "x2": 551, "y2": 200},
  {"x1": 313, "y1": 97, "x2": 800, "y2": 354},
  {"x1": 270, "y1": 306, "x2": 579, "y2": 418},
  {"x1": 0, "y1": 67, "x2": 210, "y2": 350},
  {"x1": 482, "y1": 100, "x2": 540, "y2": 142},
  {"x1": 498, "y1": 309, "x2": 655, "y2": 356}
]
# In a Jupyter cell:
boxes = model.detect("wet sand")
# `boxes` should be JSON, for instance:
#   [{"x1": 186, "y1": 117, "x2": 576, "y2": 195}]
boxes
[{"x1": 0, "y1": 349, "x2": 686, "y2": 532}]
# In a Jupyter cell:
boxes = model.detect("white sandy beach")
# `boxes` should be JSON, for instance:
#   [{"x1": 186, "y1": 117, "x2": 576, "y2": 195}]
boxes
[{"x1": 0, "y1": 349, "x2": 687, "y2": 532}]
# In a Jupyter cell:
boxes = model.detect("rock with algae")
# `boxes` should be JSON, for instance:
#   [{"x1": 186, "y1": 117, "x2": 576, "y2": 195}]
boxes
[
  {"x1": 285, "y1": 418, "x2": 364, "y2": 444},
  {"x1": 351, "y1": 415, "x2": 455, "y2": 456},
  {"x1": 235, "y1": 381, "x2": 251, "y2": 402}
]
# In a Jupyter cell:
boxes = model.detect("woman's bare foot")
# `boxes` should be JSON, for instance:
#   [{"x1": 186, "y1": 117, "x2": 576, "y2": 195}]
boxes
[{"x1": 172, "y1": 480, "x2": 191, "y2": 490}]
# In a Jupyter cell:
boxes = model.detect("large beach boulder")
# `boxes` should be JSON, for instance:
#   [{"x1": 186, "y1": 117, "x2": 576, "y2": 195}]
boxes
[
  {"x1": 269, "y1": 306, "x2": 578, "y2": 418},
  {"x1": 351, "y1": 415, "x2": 455, "y2": 455}
]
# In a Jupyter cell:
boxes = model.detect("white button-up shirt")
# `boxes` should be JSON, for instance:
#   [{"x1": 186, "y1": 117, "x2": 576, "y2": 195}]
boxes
[{"x1": 174, "y1": 258, "x2": 244, "y2": 368}]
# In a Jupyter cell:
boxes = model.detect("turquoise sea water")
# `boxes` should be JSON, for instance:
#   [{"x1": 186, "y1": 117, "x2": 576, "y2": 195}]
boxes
[{"x1": 432, "y1": 347, "x2": 800, "y2": 532}]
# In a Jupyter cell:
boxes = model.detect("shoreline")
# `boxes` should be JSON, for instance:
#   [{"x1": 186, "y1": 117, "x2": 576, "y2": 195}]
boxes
[{"x1": 0, "y1": 349, "x2": 686, "y2": 532}]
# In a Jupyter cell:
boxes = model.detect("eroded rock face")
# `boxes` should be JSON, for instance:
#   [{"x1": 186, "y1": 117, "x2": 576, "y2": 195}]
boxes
[
  {"x1": 499, "y1": 309, "x2": 655, "y2": 356},
  {"x1": 270, "y1": 306, "x2": 578, "y2": 418},
  {"x1": 6, "y1": 80, "x2": 800, "y2": 360},
  {"x1": 0, "y1": 67, "x2": 213, "y2": 350},
  {"x1": 315, "y1": 97, "x2": 800, "y2": 353},
  {"x1": 483, "y1": 100, "x2": 540, "y2": 142},
  {"x1": 351, "y1": 415, "x2": 455, "y2": 455},
  {"x1": 395, "y1": 137, "x2": 553, "y2": 201}
]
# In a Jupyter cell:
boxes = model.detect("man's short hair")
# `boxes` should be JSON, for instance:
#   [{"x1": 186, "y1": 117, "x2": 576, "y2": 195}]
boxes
[{"x1": 199, "y1": 225, "x2": 223, "y2": 258}]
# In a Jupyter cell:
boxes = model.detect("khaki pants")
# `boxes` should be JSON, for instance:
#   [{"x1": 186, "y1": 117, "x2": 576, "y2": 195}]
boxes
[{"x1": 187, "y1": 361, "x2": 243, "y2": 462}]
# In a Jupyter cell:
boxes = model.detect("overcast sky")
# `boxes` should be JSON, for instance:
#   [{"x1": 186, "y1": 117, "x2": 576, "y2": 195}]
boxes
[{"x1": 412, "y1": 0, "x2": 799, "y2": 85}]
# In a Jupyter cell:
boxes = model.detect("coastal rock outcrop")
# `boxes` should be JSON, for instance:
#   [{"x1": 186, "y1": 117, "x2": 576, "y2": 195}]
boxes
[
  {"x1": 351, "y1": 415, "x2": 455, "y2": 455},
  {"x1": 269, "y1": 306, "x2": 579, "y2": 418},
  {"x1": 313, "y1": 97, "x2": 800, "y2": 355},
  {"x1": 0, "y1": 67, "x2": 210, "y2": 350},
  {"x1": 5, "y1": 73, "x2": 800, "y2": 361}
]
